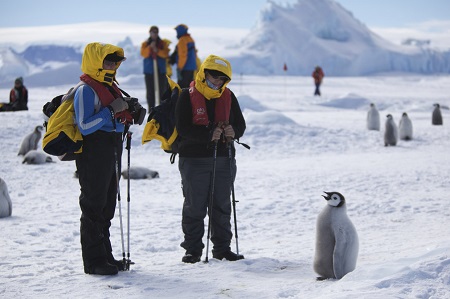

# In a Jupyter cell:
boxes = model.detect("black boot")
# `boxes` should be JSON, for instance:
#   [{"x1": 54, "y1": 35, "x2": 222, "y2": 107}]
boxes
[
  {"x1": 213, "y1": 250, "x2": 244, "y2": 261},
  {"x1": 84, "y1": 262, "x2": 118, "y2": 275},
  {"x1": 182, "y1": 253, "x2": 201, "y2": 264},
  {"x1": 108, "y1": 258, "x2": 126, "y2": 271}
]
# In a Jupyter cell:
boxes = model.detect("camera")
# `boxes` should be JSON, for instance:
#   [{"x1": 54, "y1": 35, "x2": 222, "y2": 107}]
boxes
[{"x1": 123, "y1": 97, "x2": 146, "y2": 125}]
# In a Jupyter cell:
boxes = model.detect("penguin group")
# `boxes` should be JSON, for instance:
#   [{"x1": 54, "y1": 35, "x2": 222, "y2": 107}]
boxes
[{"x1": 366, "y1": 103, "x2": 446, "y2": 147}]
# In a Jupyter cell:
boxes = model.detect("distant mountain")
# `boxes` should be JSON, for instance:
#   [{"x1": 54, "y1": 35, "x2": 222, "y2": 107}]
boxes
[
  {"x1": 226, "y1": 0, "x2": 450, "y2": 76},
  {"x1": 20, "y1": 45, "x2": 82, "y2": 66},
  {"x1": 0, "y1": 0, "x2": 449, "y2": 87}
]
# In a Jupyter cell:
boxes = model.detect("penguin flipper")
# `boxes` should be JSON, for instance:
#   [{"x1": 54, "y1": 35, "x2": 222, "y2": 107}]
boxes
[{"x1": 333, "y1": 229, "x2": 351, "y2": 279}]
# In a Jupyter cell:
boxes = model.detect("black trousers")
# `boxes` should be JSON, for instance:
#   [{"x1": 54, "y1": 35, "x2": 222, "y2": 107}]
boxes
[
  {"x1": 314, "y1": 83, "x2": 321, "y2": 96},
  {"x1": 178, "y1": 157, "x2": 236, "y2": 256},
  {"x1": 145, "y1": 73, "x2": 168, "y2": 109},
  {"x1": 76, "y1": 130, "x2": 123, "y2": 267}
]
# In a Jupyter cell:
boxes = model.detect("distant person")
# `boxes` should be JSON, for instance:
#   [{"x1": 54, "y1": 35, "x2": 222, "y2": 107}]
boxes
[
  {"x1": 0, "y1": 77, "x2": 28, "y2": 112},
  {"x1": 173, "y1": 24, "x2": 197, "y2": 88},
  {"x1": 312, "y1": 66, "x2": 324, "y2": 96},
  {"x1": 141, "y1": 25, "x2": 169, "y2": 109},
  {"x1": 175, "y1": 54, "x2": 246, "y2": 263}
]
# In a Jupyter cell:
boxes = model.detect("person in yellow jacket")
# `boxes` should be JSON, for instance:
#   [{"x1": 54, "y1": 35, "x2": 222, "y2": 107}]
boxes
[
  {"x1": 175, "y1": 55, "x2": 246, "y2": 263},
  {"x1": 74, "y1": 42, "x2": 135, "y2": 275},
  {"x1": 141, "y1": 25, "x2": 169, "y2": 109}
]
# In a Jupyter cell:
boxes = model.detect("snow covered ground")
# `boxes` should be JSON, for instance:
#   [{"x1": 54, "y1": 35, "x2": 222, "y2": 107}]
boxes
[{"x1": 0, "y1": 74, "x2": 449, "y2": 298}]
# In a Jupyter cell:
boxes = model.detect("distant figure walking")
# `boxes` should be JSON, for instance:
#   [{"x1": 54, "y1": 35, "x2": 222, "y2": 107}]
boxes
[
  {"x1": 432, "y1": 103, "x2": 443, "y2": 125},
  {"x1": 312, "y1": 66, "x2": 324, "y2": 96}
]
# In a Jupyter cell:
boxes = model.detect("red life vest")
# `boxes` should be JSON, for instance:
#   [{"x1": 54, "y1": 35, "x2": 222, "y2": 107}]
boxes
[
  {"x1": 9, "y1": 86, "x2": 27, "y2": 103},
  {"x1": 80, "y1": 74, "x2": 132, "y2": 122},
  {"x1": 189, "y1": 81, "x2": 231, "y2": 126}
]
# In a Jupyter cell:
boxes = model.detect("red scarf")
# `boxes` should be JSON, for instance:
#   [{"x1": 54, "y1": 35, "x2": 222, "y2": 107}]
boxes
[{"x1": 80, "y1": 74, "x2": 132, "y2": 123}]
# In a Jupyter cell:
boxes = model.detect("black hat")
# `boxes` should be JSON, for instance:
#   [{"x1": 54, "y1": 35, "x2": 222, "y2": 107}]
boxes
[{"x1": 104, "y1": 53, "x2": 126, "y2": 62}]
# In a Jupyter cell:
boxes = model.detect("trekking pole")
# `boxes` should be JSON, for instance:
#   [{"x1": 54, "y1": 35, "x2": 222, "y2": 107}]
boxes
[
  {"x1": 114, "y1": 147, "x2": 126, "y2": 268},
  {"x1": 125, "y1": 131, "x2": 134, "y2": 270},
  {"x1": 204, "y1": 141, "x2": 218, "y2": 263},
  {"x1": 227, "y1": 141, "x2": 240, "y2": 256},
  {"x1": 153, "y1": 55, "x2": 160, "y2": 106}
]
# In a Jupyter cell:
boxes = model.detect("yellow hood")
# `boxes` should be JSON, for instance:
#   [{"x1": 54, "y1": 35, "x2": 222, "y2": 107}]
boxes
[
  {"x1": 194, "y1": 54, "x2": 232, "y2": 100},
  {"x1": 81, "y1": 42, "x2": 125, "y2": 86}
]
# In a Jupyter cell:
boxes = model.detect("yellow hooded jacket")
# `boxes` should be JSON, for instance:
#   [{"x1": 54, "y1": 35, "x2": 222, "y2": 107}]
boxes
[
  {"x1": 194, "y1": 54, "x2": 232, "y2": 100},
  {"x1": 81, "y1": 42, "x2": 125, "y2": 86}
]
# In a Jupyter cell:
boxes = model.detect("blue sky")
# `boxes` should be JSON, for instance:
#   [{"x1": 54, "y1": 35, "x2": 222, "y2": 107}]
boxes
[{"x1": 0, "y1": 0, "x2": 449, "y2": 29}]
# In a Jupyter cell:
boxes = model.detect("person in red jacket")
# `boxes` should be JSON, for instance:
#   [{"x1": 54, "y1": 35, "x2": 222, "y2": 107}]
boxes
[{"x1": 312, "y1": 66, "x2": 325, "y2": 96}]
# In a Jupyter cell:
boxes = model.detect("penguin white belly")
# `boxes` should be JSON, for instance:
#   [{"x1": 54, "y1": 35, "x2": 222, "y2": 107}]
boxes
[
  {"x1": 0, "y1": 179, "x2": 12, "y2": 218},
  {"x1": 367, "y1": 108, "x2": 380, "y2": 131},
  {"x1": 399, "y1": 117, "x2": 413, "y2": 140}
]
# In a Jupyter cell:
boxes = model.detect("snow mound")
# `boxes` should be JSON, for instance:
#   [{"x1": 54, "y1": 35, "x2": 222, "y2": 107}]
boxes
[
  {"x1": 237, "y1": 95, "x2": 268, "y2": 112},
  {"x1": 319, "y1": 93, "x2": 371, "y2": 110}
]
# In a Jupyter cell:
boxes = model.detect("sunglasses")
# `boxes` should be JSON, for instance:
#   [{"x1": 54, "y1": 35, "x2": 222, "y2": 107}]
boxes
[
  {"x1": 206, "y1": 72, "x2": 228, "y2": 81},
  {"x1": 103, "y1": 60, "x2": 117, "y2": 68}
]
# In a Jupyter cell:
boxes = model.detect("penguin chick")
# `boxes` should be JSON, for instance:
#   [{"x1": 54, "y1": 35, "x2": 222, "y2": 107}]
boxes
[
  {"x1": 314, "y1": 192, "x2": 359, "y2": 280},
  {"x1": 384, "y1": 114, "x2": 398, "y2": 146}
]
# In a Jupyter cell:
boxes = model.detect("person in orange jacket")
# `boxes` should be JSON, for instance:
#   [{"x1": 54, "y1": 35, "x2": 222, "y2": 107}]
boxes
[
  {"x1": 141, "y1": 25, "x2": 169, "y2": 109},
  {"x1": 312, "y1": 66, "x2": 325, "y2": 96},
  {"x1": 173, "y1": 24, "x2": 197, "y2": 88}
]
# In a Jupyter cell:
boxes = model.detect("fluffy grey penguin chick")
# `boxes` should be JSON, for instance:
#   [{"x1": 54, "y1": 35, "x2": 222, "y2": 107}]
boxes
[
  {"x1": 432, "y1": 103, "x2": 443, "y2": 125},
  {"x1": 399, "y1": 112, "x2": 413, "y2": 140},
  {"x1": 384, "y1": 114, "x2": 398, "y2": 146},
  {"x1": 18, "y1": 125, "x2": 44, "y2": 156},
  {"x1": 314, "y1": 191, "x2": 359, "y2": 280},
  {"x1": 0, "y1": 178, "x2": 12, "y2": 218}
]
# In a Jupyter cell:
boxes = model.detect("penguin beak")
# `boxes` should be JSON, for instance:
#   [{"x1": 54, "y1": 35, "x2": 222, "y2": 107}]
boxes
[{"x1": 322, "y1": 191, "x2": 332, "y2": 200}]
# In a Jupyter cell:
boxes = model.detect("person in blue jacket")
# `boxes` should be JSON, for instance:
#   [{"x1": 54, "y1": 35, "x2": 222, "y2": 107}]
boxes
[
  {"x1": 173, "y1": 24, "x2": 197, "y2": 88},
  {"x1": 73, "y1": 42, "x2": 133, "y2": 275}
]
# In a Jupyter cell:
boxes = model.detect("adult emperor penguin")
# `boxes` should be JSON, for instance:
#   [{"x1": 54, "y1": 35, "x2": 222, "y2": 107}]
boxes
[
  {"x1": 366, "y1": 103, "x2": 380, "y2": 131},
  {"x1": 399, "y1": 112, "x2": 413, "y2": 140},
  {"x1": 22, "y1": 150, "x2": 53, "y2": 164},
  {"x1": 384, "y1": 114, "x2": 398, "y2": 146},
  {"x1": 432, "y1": 103, "x2": 443, "y2": 125},
  {"x1": 18, "y1": 125, "x2": 44, "y2": 156},
  {"x1": 314, "y1": 192, "x2": 359, "y2": 280},
  {"x1": 0, "y1": 178, "x2": 12, "y2": 218}
]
